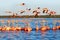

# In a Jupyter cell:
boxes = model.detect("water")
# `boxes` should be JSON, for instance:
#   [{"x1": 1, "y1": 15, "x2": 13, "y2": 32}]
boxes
[
  {"x1": 0, "y1": 30, "x2": 60, "y2": 40},
  {"x1": 0, "y1": 18, "x2": 60, "y2": 40}
]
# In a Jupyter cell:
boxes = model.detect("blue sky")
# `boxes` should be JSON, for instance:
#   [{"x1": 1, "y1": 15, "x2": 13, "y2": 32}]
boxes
[{"x1": 0, "y1": 0, "x2": 60, "y2": 15}]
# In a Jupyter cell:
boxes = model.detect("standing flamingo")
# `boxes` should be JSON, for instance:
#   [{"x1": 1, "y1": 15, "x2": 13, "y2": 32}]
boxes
[
  {"x1": 11, "y1": 20, "x2": 15, "y2": 27},
  {"x1": 35, "y1": 21, "x2": 39, "y2": 32},
  {"x1": 23, "y1": 20, "x2": 32, "y2": 33},
  {"x1": 56, "y1": 20, "x2": 60, "y2": 30},
  {"x1": 40, "y1": 19, "x2": 50, "y2": 31},
  {"x1": 1, "y1": 20, "x2": 5, "y2": 27},
  {"x1": 7, "y1": 20, "x2": 11, "y2": 27},
  {"x1": 52, "y1": 20, "x2": 58, "y2": 31}
]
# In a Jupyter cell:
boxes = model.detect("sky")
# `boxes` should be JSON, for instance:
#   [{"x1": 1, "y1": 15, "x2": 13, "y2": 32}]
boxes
[{"x1": 0, "y1": 0, "x2": 60, "y2": 16}]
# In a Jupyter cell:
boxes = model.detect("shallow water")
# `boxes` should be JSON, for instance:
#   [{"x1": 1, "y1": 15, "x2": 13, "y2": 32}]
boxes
[
  {"x1": 0, "y1": 18, "x2": 60, "y2": 40},
  {"x1": 0, "y1": 30, "x2": 60, "y2": 40}
]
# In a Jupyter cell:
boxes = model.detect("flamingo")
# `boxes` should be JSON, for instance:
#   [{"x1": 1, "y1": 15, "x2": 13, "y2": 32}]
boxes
[
  {"x1": 24, "y1": 21, "x2": 32, "y2": 33},
  {"x1": 1, "y1": 27, "x2": 6, "y2": 31},
  {"x1": 56, "y1": 20, "x2": 60, "y2": 30},
  {"x1": 40, "y1": 20, "x2": 50, "y2": 31},
  {"x1": 43, "y1": 8, "x2": 48, "y2": 13},
  {"x1": 5, "y1": 10, "x2": 12, "y2": 13},
  {"x1": 17, "y1": 3, "x2": 25, "y2": 6},
  {"x1": 10, "y1": 27, "x2": 16, "y2": 31},
  {"x1": 48, "y1": 11, "x2": 56, "y2": 16},
  {"x1": 15, "y1": 20, "x2": 18, "y2": 26},
  {"x1": 5, "y1": 27, "x2": 11, "y2": 31},
  {"x1": 0, "y1": 27, "x2": 2, "y2": 31},
  {"x1": 52, "y1": 20, "x2": 57, "y2": 31},
  {"x1": 33, "y1": 10, "x2": 40, "y2": 17},
  {"x1": 11, "y1": 20, "x2": 15, "y2": 27},
  {"x1": 20, "y1": 3, "x2": 25, "y2": 6},
  {"x1": 33, "y1": 7, "x2": 41, "y2": 17},
  {"x1": 15, "y1": 27, "x2": 21, "y2": 31},
  {"x1": 26, "y1": 8, "x2": 31, "y2": 12},
  {"x1": 15, "y1": 20, "x2": 22, "y2": 31},
  {"x1": 37, "y1": 7, "x2": 40, "y2": 9},
  {"x1": 1, "y1": 20, "x2": 5, "y2": 27},
  {"x1": 35, "y1": 22, "x2": 39, "y2": 32},
  {"x1": 18, "y1": 10, "x2": 25, "y2": 14},
  {"x1": 7, "y1": 20, "x2": 11, "y2": 27}
]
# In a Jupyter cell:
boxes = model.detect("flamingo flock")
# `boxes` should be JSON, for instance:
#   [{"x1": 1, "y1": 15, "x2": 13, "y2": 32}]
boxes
[
  {"x1": 0, "y1": 19, "x2": 60, "y2": 32},
  {"x1": 5, "y1": 3, "x2": 56, "y2": 17},
  {"x1": 0, "y1": 26, "x2": 60, "y2": 32}
]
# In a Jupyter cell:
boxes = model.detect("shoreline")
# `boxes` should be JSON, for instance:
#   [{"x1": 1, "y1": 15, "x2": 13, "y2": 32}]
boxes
[{"x1": 0, "y1": 15, "x2": 60, "y2": 18}]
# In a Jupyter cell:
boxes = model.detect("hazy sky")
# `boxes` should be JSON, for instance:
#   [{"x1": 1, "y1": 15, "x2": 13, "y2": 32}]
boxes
[{"x1": 0, "y1": 0, "x2": 60, "y2": 15}]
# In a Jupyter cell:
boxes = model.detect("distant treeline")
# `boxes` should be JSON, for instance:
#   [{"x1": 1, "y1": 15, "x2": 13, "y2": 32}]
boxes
[{"x1": 0, "y1": 15, "x2": 60, "y2": 18}]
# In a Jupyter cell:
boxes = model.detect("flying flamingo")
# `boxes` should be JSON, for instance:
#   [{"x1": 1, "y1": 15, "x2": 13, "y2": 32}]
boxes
[
  {"x1": 43, "y1": 8, "x2": 48, "y2": 13},
  {"x1": 48, "y1": 11, "x2": 56, "y2": 16},
  {"x1": 20, "y1": 3, "x2": 25, "y2": 6},
  {"x1": 33, "y1": 10, "x2": 40, "y2": 17},
  {"x1": 5, "y1": 11, "x2": 12, "y2": 13},
  {"x1": 26, "y1": 8, "x2": 31, "y2": 12}
]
